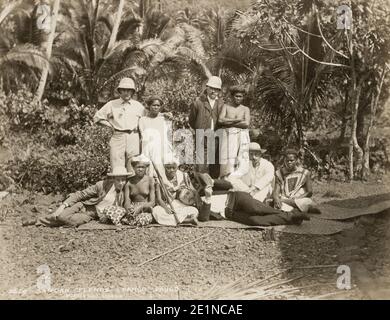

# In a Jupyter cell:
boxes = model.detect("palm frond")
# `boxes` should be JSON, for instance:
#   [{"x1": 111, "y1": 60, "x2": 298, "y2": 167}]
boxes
[
  {"x1": 0, "y1": 44, "x2": 50, "y2": 72},
  {"x1": 0, "y1": 0, "x2": 22, "y2": 26},
  {"x1": 117, "y1": 17, "x2": 142, "y2": 41},
  {"x1": 98, "y1": 66, "x2": 146, "y2": 91},
  {"x1": 179, "y1": 23, "x2": 207, "y2": 58},
  {"x1": 176, "y1": 46, "x2": 211, "y2": 78}
]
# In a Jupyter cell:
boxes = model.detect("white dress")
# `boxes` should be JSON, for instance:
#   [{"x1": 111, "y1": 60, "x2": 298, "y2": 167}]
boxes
[{"x1": 139, "y1": 115, "x2": 174, "y2": 180}]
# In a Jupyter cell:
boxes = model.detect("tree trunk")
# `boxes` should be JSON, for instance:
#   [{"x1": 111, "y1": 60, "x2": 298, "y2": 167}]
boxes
[
  {"x1": 338, "y1": 86, "x2": 349, "y2": 145},
  {"x1": 35, "y1": 0, "x2": 60, "y2": 101},
  {"x1": 362, "y1": 95, "x2": 374, "y2": 181},
  {"x1": 106, "y1": 0, "x2": 124, "y2": 54},
  {"x1": 350, "y1": 82, "x2": 364, "y2": 180},
  {"x1": 362, "y1": 70, "x2": 387, "y2": 180}
]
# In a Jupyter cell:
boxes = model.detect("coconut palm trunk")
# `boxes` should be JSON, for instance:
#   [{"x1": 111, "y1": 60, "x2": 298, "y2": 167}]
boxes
[
  {"x1": 35, "y1": 0, "x2": 60, "y2": 101},
  {"x1": 106, "y1": 0, "x2": 124, "y2": 54}
]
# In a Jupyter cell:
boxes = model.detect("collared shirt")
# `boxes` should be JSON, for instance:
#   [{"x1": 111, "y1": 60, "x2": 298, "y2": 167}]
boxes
[
  {"x1": 207, "y1": 96, "x2": 216, "y2": 130},
  {"x1": 242, "y1": 158, "x2": 275, "y2": 191},
  {"x1": 93, "y1": 98, "x2": 146, "y2": 131}
]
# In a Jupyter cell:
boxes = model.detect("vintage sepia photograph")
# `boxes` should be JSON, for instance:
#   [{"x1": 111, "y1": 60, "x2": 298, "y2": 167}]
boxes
[{"x1": 0, "y1": 0, "x2": 389, "y2": 302}]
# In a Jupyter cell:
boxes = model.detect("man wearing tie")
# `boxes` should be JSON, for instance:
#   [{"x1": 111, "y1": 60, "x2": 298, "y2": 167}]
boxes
[
  {"x1": 94, "y1": 78, "x2": 146, "y2": 175},
  {"x1": 189, "y1": 76, "x2": 224, "y2": 178}
]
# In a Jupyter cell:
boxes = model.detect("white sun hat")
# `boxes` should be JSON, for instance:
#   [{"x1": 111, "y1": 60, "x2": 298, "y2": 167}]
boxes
[
  {"x1": 117, "y1": 77, "x2": 136, "y2": 91},
  {"x1": 206, "y1": 76, "x2": 222, "y2": 90}
]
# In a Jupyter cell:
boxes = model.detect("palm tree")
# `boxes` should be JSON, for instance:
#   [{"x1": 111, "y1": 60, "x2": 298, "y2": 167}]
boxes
[
  {"x1": 0, "y1": 1, "x2": 49, "y2": 92},
  {"x1": 36, "y1": 0, "x2": 61, "y2": 100},
  {"x1": 52, "y1": 0, "x2": 198, "y2": 103},
  {"x1": 229, "y1": 0, "x2": 346, "y2": 147}
]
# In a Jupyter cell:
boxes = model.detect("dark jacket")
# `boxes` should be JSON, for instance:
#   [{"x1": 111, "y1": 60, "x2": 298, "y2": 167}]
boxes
[
  {"x1": 188, "y1": 94, "x2": 224, "y2": 130},
  {"x1": 65, "y1": 180, "x2": 123, "y2": 207}
]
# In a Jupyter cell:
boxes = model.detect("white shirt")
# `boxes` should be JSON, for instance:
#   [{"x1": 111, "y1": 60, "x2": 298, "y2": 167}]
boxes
[
  {"x1": 93, "y1": 98, "x2": 146, "y2": 131},
  {"x1": 245, "y1": 158, "x2": 275, "y2": 191},
  {"x1": 207, "y1": 97, "x2": 216, "y2": 130}
]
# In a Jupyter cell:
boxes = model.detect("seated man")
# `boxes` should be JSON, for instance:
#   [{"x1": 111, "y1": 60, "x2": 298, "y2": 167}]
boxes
[
  {"x1": 273, "y1": 149, "x2": 320, "y2": 213},
  {"x1": 226, "y1": 142, "x2": 274, "y2": 202},
  {"x1": 31, "y1": 167, "x2": 131, "y2": 227},
  {"x1": 189, "y1": 173, "x2": 310, "y2": 226},
  {"x1": 152, "y1": 158, "x2": 200, "y2": 226}
]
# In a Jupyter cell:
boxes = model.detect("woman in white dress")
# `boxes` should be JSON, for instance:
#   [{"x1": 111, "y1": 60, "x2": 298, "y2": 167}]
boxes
[{"x1": 139, "y1": 96, "x2": 174, "y2": 185}]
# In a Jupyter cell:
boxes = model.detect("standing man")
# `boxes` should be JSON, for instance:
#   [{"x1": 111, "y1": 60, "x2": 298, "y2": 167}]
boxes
[
  {"x1": 218, "y1": 85, "x2": 251, "y2": 178},
  {"x1": 189, "y1": 76, "x2": 224, "y2": 178},
  {"x1": 94, "y1": 78, "x2": 145, "y2": 176}
]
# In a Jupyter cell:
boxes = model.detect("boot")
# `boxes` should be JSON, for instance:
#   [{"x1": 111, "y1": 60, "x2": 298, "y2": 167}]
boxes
[
  {"x1": 198, "y1": 202, "x2": 211, "y2": 222},
  {"x1": 209, "y1": 210, "x2": 224, "y2": 221},
  {"x1": 308, "y1": 206, "x2": 321, "y2": 214},
  {"x1": 289, "y1": 211, "x2": 310, "y2": 225}
]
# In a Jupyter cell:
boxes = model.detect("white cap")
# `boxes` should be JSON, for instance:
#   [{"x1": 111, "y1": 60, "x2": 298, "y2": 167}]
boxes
[
  {"x1": 206, "y1": 76, "x2": 222, "y2": 90},
  {"x1": 131, "y1": 154, "x2": 151, "y2": 165},
  {"x1": 117, "y1": 77, "x2": 136, "y2": 90},
  {"x1": 164, "y1": 156, "x2": 180, "y2": 166}
]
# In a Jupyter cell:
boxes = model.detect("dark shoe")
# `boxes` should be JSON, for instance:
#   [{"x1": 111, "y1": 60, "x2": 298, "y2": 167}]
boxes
[
  {"x1": 290, "y1": 211, "x2": 310, "y2": 225},
  {"x1": 308, "y1": 206, "x2": 321, "y2": 214},
  {"x1": 198, "y1": 203, "x2": 211, "y2": 222},
  {"x1": 209, "y1": 210, "x2": 224, "y2": 221}
]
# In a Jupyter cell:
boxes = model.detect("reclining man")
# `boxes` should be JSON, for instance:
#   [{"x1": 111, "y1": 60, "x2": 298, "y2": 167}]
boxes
[
  {"x1": 195, "y1": 173, "x2": 310, "y2": 226},
  {"x1": 29, "y1": 167, "x2": 131, "y2": 228}
]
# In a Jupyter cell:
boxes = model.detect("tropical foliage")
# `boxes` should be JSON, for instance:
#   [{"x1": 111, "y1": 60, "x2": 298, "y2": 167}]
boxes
[{"x1": 0, "y1": 0, "x2": 389, "y2": 193}]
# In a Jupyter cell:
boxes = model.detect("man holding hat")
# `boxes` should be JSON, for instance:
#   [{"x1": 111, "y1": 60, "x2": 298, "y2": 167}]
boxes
[
  {"x1": 227, "y1": 142, "x2": 275, "y2": 203},
  {"x1": 94, "y1": 77, "x2": 146, "y2": 176},
  {"x1": 189, "y1": 76, "x2": 224, "y2": 179},
  {"x1": 32, "y1": 167, "x2": 131, "y2": 227}
]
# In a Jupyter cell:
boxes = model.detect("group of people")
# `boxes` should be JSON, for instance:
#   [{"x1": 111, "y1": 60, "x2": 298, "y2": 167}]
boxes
[{"x1": 28, "y1": 76, "x2": 320, "y2": 229}]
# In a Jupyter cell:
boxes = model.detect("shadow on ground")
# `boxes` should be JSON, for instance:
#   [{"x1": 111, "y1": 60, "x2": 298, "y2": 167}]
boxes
[{"x1": 276, "y1": 192, "x2": 390, "y2": 299}]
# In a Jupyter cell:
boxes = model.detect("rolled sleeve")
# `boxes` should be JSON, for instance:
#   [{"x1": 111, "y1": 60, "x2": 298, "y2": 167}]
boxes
[{"x1": 93, "y1": 102, "x2": 112, "y2": 124}]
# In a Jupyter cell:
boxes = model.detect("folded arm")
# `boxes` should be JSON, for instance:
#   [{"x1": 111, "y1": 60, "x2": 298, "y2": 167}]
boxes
[
  {"x1": 218, "y1": 104, "x2": 241, "y2": 126},
  {"x1": 233, "y1": 108, "x2": 250, "y2": 129}
]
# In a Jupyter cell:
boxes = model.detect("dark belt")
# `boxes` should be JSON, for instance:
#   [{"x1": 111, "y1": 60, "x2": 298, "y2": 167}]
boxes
[{"x1": 114, "y1": 129, "x2": 139, "y2": 134}]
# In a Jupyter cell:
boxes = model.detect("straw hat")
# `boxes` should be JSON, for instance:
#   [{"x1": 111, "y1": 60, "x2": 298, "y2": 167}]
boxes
[
  {"x1": 249, "y1": 142, "x2": 267, "y2": 153},
  {"x1": 107, "y1": 166, "x2": 133, "y2": 177}
]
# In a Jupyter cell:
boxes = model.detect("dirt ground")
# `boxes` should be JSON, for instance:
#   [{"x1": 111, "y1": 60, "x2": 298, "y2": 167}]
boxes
[{"x1": 1, "y1": 175, "x2": 390, "y2": 300}]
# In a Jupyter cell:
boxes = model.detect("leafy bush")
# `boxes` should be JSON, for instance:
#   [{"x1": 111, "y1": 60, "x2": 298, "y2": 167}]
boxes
[{"x1": 4, "y1": 124, "x2": 110, "y2": 194}]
